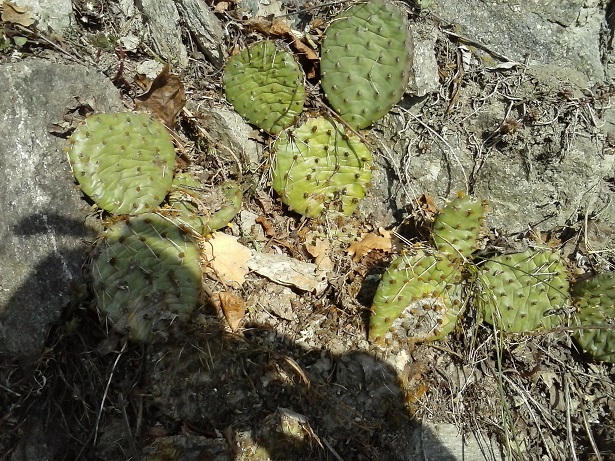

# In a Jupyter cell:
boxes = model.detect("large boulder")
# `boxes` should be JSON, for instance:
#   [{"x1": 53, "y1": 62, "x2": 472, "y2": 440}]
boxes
[{"x1": 0, "y1": 59, "x2": 123, "y2": 359}]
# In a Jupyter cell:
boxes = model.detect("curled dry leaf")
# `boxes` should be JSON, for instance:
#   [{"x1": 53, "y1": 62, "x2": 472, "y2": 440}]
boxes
[
  {"x1": 218, "y1": 291, "x2": 245, "y2": 331},
  {"x1": 347, "y1": 228, "x2": 392, "y2": 262},
  {"x1": 135, "y1": 64, "x2": 186, "y2": 128}
]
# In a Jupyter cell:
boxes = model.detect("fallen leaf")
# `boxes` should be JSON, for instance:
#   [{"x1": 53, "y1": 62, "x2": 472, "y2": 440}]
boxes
[
  {"x1": 347, "y1": 228, "x2": 392, "y2": 262},
  {"x1": 248, "y1": 251, "x2": 328, "y2": 294},
  {"x1": 135, "y1": 64, "x2": 186, "y2": 128},
  {"x1": 2, "y1": 1, "x2": 35, "y2": 27},
  {"x1": 305, "y1": 236, "x2": 334, "y2": 271},
  {"x1": 201, "y1": 232, "x2": 251, "y2": 287},
  {"x1": 218, "y1": 291, "x2": 245, "y2": 331}
]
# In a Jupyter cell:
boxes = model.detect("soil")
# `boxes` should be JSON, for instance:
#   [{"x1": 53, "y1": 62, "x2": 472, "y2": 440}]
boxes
[{"x1": 1, "y1": 1, "x2": 614, "y2": 460}]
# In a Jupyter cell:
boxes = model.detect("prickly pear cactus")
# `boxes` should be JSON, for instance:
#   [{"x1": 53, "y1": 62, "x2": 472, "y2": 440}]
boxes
[
  {"x1": 92, "y1": 213, "x2": 202, "y2": 342},
  {"x1": 320, "y1": 0, "x2": 413, "y2": 129},
  {"x1": 370, "y1": 250, "x2": 464, "y2": 343},
  {"x1": 478, "y1": 249, "x2": 570, "y2": 333},
  {"x1": 68, "y1": 112, "x2": 176, "y2": 215},
  {"x1": 432, "y1": 193, "x2": 487, "y2": 262},
  {"x1": 271, "y1": 117, "x2": 372, "y2": 218},
  {"x1": 223, "y1": 40, "x2": 305, "y2": 134},
  {"x1": 165, "y1": 172, "x2": 242, "y2": 235},
  {"x1": 571, "y1": 272, "x2": 615, "y2": 363}
]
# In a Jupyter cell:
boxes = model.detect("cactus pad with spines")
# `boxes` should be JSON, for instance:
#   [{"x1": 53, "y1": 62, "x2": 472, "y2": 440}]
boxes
[
  {"x1": 223, "y1": 40, "x2": 305, "y2": 134},
  {"x1": 571, "y1": 272, "x2": 615, "y2": 363},
  {"x1": 478, "y1": 249, "x2": 570, "y2": 333},
  {"x1": 271, "y1": 117, "x2": 372, "y2": 218},
  {"x1": 320, "y1": 0, "x2": 413, "y2": 129},
  {"x1": 370, "y1": 250, "x2": 463, "y2": 342},
  {"x1": 92, "y1": 213, "x2": 202, "y2": 342},
  {"x1": 68, "y1": 112, "x2": 176, "y2": 215},
  {"x1": 165, "y1": 173, "x2": 242, "y2": 235},
  {"x1": 432, "y1": 193, "x2": 487, "y2": 262}
]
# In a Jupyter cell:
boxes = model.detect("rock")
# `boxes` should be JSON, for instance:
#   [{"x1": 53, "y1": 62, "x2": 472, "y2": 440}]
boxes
[
  {"x1": 431, "y1": 0, "x2": 606, "y2": 85},
  {"x1": 11, "y1": 0, "x2": 74, "y2": 34},
  {"x1": 137, "y1": 0, "x2": 189, "y2": 67},
  {"x1": 0, "y1": 59, "x2": 123, "y2": 359},
  {"x1": 408, "y1": 422, "x2": 503, "y2": 460},
  {"x1": 408, "y1": 23, "x2": 440, "y2": 97},
  {"x1": 195, "y1": 107, "x2": 263, "y2": 173},
  {"x1": 175, "y1": 0, "x2": 226, "y2": 68}
]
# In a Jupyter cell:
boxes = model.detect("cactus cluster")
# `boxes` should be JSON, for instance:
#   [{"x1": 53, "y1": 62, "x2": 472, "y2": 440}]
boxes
[
  {"x1": 477, "y1": 249, "x2": 569, "y2": 333},
  {"x1": 371, "y1": 192, "x2": 614, "y2": 364},
  {"x1": 223, "y1": 40, "x2": 305, "y2": 135},
  {"x1": 370, "y1": 193, "x2": 486, "y2": 343},
  {"x1": 320, "y1": 0, "x2": 413, "y2": 129},
  {"x1": 571, "y1": 272, "x2": 615, "y2": 363},
  {"x1": 68, "y1": 112, "x2": 243, "y2": 342},
  {"x1": 221, "y1": 0, "x2": 413, "y2": 218},
  {"x1": 67, "y1": 112, "x2": 175, "y2": 215},
  {"x1": 271, "y1": 117, "x2": 372, "y2": 218}
]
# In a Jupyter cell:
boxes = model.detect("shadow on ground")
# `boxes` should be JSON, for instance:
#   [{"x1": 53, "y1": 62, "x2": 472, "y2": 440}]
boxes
[{"x1": 0, "y1": 213, "x2": 465, "y2": 461}]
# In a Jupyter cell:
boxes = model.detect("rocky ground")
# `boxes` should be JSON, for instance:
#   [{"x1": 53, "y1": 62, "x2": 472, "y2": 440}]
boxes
[{"x1": 0, "y1": 0, "x2": 614, "y2": 460}]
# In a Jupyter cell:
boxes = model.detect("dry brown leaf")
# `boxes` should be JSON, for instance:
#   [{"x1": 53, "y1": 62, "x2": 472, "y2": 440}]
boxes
[
  {"x1": 347, "y1": 228, "x2": 392, "y2": 262},
  {"x1": 135, "y1": 64, "x2": 186, "y2": 129},
  {"x1": 2, "y1": 1, "x2": 35, "y2": 27},
  {"x1": 305, "y1": 237, "x2": 334, "y2": 271},
  {"x1": 218, "y1": 291, "x2": 245, "y2": 331},
  {"x1": 201, "y1": 232, "x2": 251, "y2": 287}
]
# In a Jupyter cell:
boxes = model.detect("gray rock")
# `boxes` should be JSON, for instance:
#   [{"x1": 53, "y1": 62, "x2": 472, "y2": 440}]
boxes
[
  {"x1": 0, "y1": 59, "x2": 123, "y2": 359},
  {"x1": 138, "y1": 0, "x2": 189, "y2": 67},
  {"x1": 175, "y1": 0, "x2": 227, "y2": 68},
  {"x1": 430, "y1": 0, "x2": 606, "y2": 85},
  {"x1": 11, "y1": 0, "x2": 74, "y2": 34},
  {"x1": 196, "y1": 107, "x2": 263, "y2": 173}
]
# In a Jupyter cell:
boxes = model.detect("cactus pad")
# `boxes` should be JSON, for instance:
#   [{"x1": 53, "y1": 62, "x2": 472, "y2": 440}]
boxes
[
  {"x1": 271, "y1": 117, "x2": 372, "y2": 218},
  {"x1": 370, "y1": 250, "x2": 463, "y2": 342},
  {"x1": 92, "y1": 213, "x2": 202, "y2": 342},
  {"x1": 320, "y1": 0, "x2": 413, "y2": 129},
  {"x1": 478, "y1": 249, "x2": 570, "y2": 333},
  {"x1": 571, "y1": 272, "x2": 615, "y2": 363},
  {"x1": 68, "y1": 112, "x2": 176, "y2": 215},
  {"x1": 223, "y1": 41, "x2": 305, "y2": 134},
  {"x1": 432, "y1": 193, "x2": 487, "y2": 261},
  {"x1": 165, "y1": 172, "x2": 242, "y2": 235}
]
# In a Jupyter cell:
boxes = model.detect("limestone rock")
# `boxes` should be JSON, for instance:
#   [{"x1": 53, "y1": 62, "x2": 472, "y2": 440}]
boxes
[
  {"x1": 0, "y1": 59, "x2": 123, "y2": 359},
  {"x1": 11, "y1": 0, "x2": 74, "y2": 34},
  {"x1": 430, "y1": 0, "x2": 606, "y2": 85}
]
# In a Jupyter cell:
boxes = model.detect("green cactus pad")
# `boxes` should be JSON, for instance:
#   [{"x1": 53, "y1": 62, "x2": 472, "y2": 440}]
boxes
[
  {"x1": 68, "y1": 112, "x2": 176, "y2": 215},
  {"x1": 271, "y1": 117, "x2": 372, "y2": 218},
  {"x1": 432, "y1": 193, "x2": 487, "y2": 261},
  {"x1": 223, "y1": 40, "x2": 305, "y2": 134},
  {"x1": 370, "y1": 250, "x2": 463, "y2": 342},
  {"x1": 320, "y1": 0, "x2": 413, "y2": 129},
  {"x1": 478, "y1": 249, "x2": 570, "y2": 333},
  {"x1": 571, "y1": 272, "x2": 615, "y2": 363},
  {"x1": 164, "y1": 172, "x2": 242, "y2": 235},
  {"x1": 92, "y1": 213, "x2": 202, "y2": 342}
]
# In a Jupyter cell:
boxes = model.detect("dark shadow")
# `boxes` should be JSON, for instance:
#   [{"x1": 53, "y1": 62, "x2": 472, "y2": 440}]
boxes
[
  {"x1": 0, "y1": 213, "x2": 472, "y2": 461},
  {"x1": 0, "y1": 212, "x2": 95, "y2": 361}
]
